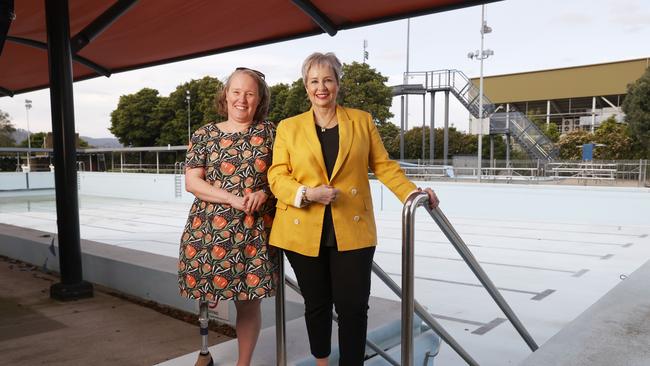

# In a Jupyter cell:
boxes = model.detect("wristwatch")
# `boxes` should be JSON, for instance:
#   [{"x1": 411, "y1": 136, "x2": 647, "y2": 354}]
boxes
[{"x1": 300, "y1": 186, "x2": 311, "y2": 207}]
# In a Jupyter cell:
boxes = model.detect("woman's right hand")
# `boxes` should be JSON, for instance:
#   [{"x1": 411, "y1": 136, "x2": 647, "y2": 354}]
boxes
[
  {"x1": 228, "y1": 194, "x2": 249, "y2": 213},
  {"x1": 306, "y1": 185, "x2": 340, "y2": 205}
]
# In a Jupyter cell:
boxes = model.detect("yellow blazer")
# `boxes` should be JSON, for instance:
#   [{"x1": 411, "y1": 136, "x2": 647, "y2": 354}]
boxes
[{"x1": 268, "y1": 105, "x2": 416, "y2": 257}]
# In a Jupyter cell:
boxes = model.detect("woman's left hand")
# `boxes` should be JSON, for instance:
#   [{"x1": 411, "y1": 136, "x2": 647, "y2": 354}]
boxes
[
  {"x1": 244, "y1": 190, "x2": 268, "y2": 213},
  {"x1": 422, "y1": 188, "x2": 439, "y2": 209}
]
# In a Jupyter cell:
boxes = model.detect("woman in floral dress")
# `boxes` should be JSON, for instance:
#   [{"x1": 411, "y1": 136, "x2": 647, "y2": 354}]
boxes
[{"x1": 179, "y1": 68, "x2": 276, "y2": 366}]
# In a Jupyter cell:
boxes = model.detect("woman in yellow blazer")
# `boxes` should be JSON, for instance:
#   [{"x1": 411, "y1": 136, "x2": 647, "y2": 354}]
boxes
[{"x1": 268, "y1": 52, "x2": 438, "y2": 365}]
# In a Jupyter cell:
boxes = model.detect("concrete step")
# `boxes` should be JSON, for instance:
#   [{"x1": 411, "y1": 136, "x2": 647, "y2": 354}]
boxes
[
  {"x1": 364, "y1": 330, "x2": 440, "y2": 366},
  {"x1": 156, "y1": 296, "x2": 440, "y2": 365}
]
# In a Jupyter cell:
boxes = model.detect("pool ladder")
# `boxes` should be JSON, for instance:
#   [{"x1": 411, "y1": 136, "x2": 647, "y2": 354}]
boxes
[{"x1": 274, "y1": 191, "x2": 539, "y2": 365}]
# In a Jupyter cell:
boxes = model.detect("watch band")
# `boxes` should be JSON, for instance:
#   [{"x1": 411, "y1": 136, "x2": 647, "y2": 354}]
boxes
[{"x1": 300, "y1": 186, "x2": 311, "y2": 207}]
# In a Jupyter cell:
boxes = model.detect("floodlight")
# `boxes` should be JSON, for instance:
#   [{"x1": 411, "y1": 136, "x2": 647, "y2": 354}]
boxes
[{"x1": 482, "y1": 24, "x2": 492, "y2": 34}]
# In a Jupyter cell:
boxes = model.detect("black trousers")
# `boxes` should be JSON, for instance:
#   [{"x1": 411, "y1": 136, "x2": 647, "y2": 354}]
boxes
[{"x1": 285, "y1": 246, "x2": 375, "y2": 366}]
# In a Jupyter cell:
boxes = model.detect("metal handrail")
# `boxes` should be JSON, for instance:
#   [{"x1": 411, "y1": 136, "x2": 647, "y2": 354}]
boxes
[
  {"x1": 408, "y1": 69, "x2": 557, "y2": 161},
  {"x1": 274, "y1": 190, "x2": 538, "y2": 365},
  {"x1": 173, "y1": 161, "x2": 185, "y2": 175},
  {"x1": 275, "y1": 250, "x2": 287, "y2": 366},
  {"x1": 401, "y1": 192, "x2": 538, "y2": 365},
  {"x1": 372, "y1": 262, "x2": 479, "y2": 366},
  {"x1": 274, "y1": 269, "x2": 400, "y2": 366}
]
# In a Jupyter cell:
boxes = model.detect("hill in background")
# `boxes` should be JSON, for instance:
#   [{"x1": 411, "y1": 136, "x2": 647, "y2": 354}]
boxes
[{"x1": 10, "y1": 129, "x2": 122, "y2": 148}]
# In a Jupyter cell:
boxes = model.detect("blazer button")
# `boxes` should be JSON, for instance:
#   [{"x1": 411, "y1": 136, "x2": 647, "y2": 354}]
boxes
[
  {"x1": 353, "y1": 215, "x2": 360, "y2": 222},
  {"x1": 350, "y1": 188, "x2": 358, "y2": 196},
  {"x1": 293, "y1": 218, "x2": 300, "y2": 225}
]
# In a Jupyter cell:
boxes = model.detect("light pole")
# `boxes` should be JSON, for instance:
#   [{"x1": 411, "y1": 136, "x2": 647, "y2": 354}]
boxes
[
  {"x1": 25, "y1": 99, "x2": 32, "y2": 170},
  {"x1": 363, "y1": 39, "x2": 369, "y2": 64},
  {"x1": 404, "y1": 18, "x2": 410, "y2": 132},
  {"x1": 185, "y1": 90, "x2": 191, "y2": 144},
  {"x1": 468, "y1": 4, "x2": 493, "y2": 182}
]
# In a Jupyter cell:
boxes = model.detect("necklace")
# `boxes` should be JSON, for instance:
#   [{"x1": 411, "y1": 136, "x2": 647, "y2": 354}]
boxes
[{"x1": 316, "y1": 112, "x2": 337, "y2": 132}]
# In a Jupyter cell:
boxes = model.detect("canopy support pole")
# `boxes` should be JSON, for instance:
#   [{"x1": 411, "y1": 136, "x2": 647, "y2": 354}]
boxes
[{"x1": 46, "y1": 0, "x2": 93, "y2": 301}]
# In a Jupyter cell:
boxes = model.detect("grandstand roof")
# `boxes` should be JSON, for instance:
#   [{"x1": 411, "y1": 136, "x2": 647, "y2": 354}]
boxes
[{"x1": 471, "y1": 57, "x2": 649, "y2": 104}]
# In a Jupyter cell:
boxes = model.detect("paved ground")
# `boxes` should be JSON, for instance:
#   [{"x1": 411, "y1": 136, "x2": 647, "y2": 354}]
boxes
[{"x1": 0, "y1": 255, "x2": 231, "y2": 366}]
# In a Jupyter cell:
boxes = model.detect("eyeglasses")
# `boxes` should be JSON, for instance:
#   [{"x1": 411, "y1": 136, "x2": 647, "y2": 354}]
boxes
[{"x1": 236, "y1": 67, "x2": 265, "y2": 80}]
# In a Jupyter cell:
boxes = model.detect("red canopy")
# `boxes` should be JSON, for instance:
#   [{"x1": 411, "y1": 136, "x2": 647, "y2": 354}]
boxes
[{"x1": 1, "y1": 0, "x2": 496, "y2": 96}]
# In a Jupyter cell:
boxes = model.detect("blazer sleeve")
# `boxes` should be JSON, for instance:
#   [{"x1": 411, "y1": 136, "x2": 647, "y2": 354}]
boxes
[
  {"x1": 366, "y1": 114, "x2": 416, "y2": 203},
  {"x1": 267, "y1": 120, "x2": 303, "y2": 207}
]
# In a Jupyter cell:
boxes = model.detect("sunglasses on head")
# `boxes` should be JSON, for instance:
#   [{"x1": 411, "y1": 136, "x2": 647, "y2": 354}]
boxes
[{"x1": 236, "y1": 67, "x2": 265, "y2": 80}]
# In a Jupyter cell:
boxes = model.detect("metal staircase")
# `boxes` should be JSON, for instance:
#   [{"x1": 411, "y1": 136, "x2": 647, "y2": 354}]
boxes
[
  {"x1": 406, "y1": 69, "x2": 558, "y2": 161},
  {"x1": 489, "y1": 110, "x2": 559, "y2": 161}
]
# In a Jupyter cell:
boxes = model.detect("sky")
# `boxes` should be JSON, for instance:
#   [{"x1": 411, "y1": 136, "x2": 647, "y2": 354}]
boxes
[{"x1": 1, "y1": 0, "x2": 649, "y2": 139}]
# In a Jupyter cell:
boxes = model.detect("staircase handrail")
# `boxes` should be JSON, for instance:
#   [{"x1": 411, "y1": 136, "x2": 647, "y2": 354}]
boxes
[
  {"x1": 409, "y1": 69, "x2": 492, "y2": 117},
  {"x1": 508, "y1": 112, "x2": 555, "y2": 160},
  {"x1": 372, "y1": 262, "x2": 479, "y2": 366},
  {"x1": 405, "y1": 69, "x2": 558, "y2": 161},
  {"x1": 274, "y1": 256, "x2": 401, "y2": 366},
  {"x1": 173, "y1": 161, "x2": 185, "y2": 175},
  {"x1": 273, "y1": 191, "x2": 538, "y2": 366},
  {"x1": 401, "y1": 192, "x2": 538, "y2": 365}
]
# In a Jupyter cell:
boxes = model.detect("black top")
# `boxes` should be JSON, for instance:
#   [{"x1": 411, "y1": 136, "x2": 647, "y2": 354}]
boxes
[{"x1": 316, "y1": 124, "x2": 339, "y2": 248}]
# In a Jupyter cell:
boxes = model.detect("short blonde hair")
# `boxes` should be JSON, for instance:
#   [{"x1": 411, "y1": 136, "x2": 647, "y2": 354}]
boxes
[
  {"x1": 301, "y1": 52, "x2": 343, "y2": 86},
  {"x1": 216, "y1": 68, "x2": 270, "y2": 121}
]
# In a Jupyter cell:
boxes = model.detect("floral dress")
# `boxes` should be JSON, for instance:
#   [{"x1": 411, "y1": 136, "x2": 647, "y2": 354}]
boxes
[{"x1": 179, "y1": 120, "x2": 277, "y2": 301}]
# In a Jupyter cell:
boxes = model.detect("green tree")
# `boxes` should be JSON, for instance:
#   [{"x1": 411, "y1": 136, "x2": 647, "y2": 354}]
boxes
[
  {"x1": 445, "y1": 128, "x2": 474, "y2": 157},
  {"x1": 19, "y1": 131, "x2": 47, "y2": 148},
  {"x1": 78, "y1": 137, "x2": 90, "y2": 148},
  {"x1": 622, "y1": 66, "x2": 650, "y2": 156},
  {"x1": 556, "y1": 118, "x2": 641, "y2": 160},
  {"x1": 378, "y1": 122, "x2": 400, "y2": 158},
  {"x1": 543, "y1": 123, "x2": 560, "y2": 143},
  {"x1": 0, "y1": 110, "x2": 15, "y2": 147},
  {"x1": 557, "y1": 130, "x2": 593, "y2": 160},
  {"x1": 282, "y1": 79, "x2": 311, "y2": 119},
  {"x1": 270, "y1": 62, "x2": 394, "y2": 125},
  {"x1": 268, "y1": 83, "x2": 290, "y2": 123},
  {"x1": 527, "y1": 109, "x2": 560, "y2": 142},
  {"x1": 109, "y1": 88, "x2": 163, "y2": 146},
  {"x1": 402, "y1": 127, "x2": 431, "y2": 160},
  {"x1": 157, "y1": 76, "x2": 224, "y2": 145},
  {"x1": 593, "y1": 117, "x2": 637, "y2": 160},
  {"x1": 339, "y1": 62, "x2": 393, "y2": 126},
  {"x1": 386, "y1": 126, "x2": 508, "y2": 161}
]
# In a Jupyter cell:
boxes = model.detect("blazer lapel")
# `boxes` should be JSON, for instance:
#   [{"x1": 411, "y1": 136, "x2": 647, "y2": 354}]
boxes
[
  {"x1": 330, "y1": 105, "x2": 353, "y2": 181},
  {"x1": 300, "y1": 109, "x2": 328, "y2": 181}
]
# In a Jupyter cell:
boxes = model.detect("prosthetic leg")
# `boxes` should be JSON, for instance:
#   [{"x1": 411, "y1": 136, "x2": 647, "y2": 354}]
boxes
[{"x1": 195, "y1": 300, "x2": 214, "y2": 366}]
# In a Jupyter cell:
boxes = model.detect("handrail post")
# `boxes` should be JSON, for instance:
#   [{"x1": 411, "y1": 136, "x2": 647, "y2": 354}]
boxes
[
  {"x1": 372, "y1": 262, "x2": 480, "y2": 366},
  {"x1": 401, "y1": 191, "x2": 538, "y2": 359},
  {"x1": 639, "y1": 159, "x2": 643, "y2": 187},
  {"x1": 275, "y1": 250, "x2": 287, "y2": 366},
  {"x1": 284, "y1": 274, "x2": 400, "y2": 366},
  {"x1": 401, "y1": 192, "x2": 430, "y2": 366}
]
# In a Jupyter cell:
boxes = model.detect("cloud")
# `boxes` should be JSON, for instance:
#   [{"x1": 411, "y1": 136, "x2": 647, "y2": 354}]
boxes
[
  {"x1": 608, "y1": 0, "x2": 650, "y2": 33},
  {"x1": 549, "y1": 12, "x2": 593, "y2": 26}
]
